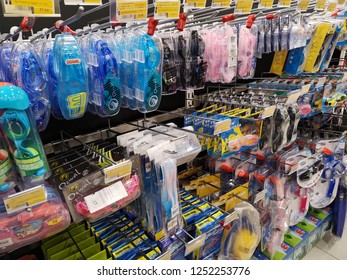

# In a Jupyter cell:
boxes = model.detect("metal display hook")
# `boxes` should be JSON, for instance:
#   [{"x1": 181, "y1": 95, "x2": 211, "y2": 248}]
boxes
[
  {"x1": 0, "y1": 17, "x2": 35, "y2": 44},
  {"x1": 30, "y1": 6, "x2": 84, "y2": 42}
]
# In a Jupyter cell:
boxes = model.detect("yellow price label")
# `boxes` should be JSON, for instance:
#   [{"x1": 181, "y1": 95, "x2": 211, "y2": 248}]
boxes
[
  {"x1": 155, "y1": 0, "x2": 180, "y2": 18},
  {"x1": 104, "y1": 160, "x2": 132, "y2": 184},
  {"x1": 12, "y1": 0, "x2": 53, "y2": 8},
  {"x1": 338, "y1": 0, "x2": 344, "y2": 4},
  {"x1": 259, "y1": 0, "x2": 274, "y2": 7},
  {"x1": 117, "y1": 0, "x2": 148, "y2": 20},
  {"x1": 298, "y1": 0, "x2": 310, "y2": 10},
  {"x1": 212, "y1": 0, "x2": 231, "y2": 7},
  {"x1": 185, "y1": 0, "x2": 207, "y2": 8},
  {"x1": 214, "y1": 119, "x2": 231, "y2": 135},
  {"x1": 4, "y1": 185, "x2": 47, "y2": 214},
  {"x1": 278, "y1": 0, "x2": 292, "y2": 6},
  {"x1": 235, "y1": 0, "x2": 253, "y2": 13},
  {"x1": 327, "y1": 2, "x2": 337, "y2": 11},
  {"x1": 315, "y1": 0, "x2": 327, "y2": 9}
]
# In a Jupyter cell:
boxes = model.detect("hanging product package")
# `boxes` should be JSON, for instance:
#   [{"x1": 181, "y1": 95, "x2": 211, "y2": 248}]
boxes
[
  {"x1": 41, "y1": 39, "x2": 63, "y2": 120},
  {"x1": 0, "y1": 122, "x2": 18, "y2": 193},
  {"x1": 0, "y1": 84, "x2": 51, "y2": 185},
  {"x1": 237, "y1": 24, "x2": 258, "y2": 79},
  {"x1": 53, "y1": 33, "x2": 89, "y2": 120},
  {"x1": 9, "y1": 42, "x2": 51, "y2": 131},
  {"x1": 160, "y1": 33, "x2": 178, "y2": 95},
  {"x1": 133, "y1": 31, "x2": 163, "y2": 113},
  {"x1": 87, "y1": 32, "x2": 121, "y2": 117},
  {"x1": 0, "y1": 43, "x2": 14, "y2": 83},
  {"x1": 0, "y1": 184, "x2": 70, "y2": 254},
  {"x1": 218, "y1": 201, "x2": 261, "y2": 260},
  {"x1": 121, "y1": 31, "x2": 137, "y2": 110}
]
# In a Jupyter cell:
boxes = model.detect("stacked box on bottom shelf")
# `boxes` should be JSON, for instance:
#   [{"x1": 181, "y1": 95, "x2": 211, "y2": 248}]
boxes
[
  {"x1": 41, "y1": 223, "x2": 110, "y2": 260},
  {"x1": 252, "y1": 207, "x2": 333, "y2": 260},
  {"x1": 41, "y1": 209, "x2": 170, "y2": 260},
  {"x1": 180, "y1": 190, "x2": 225, "y2": 260}
]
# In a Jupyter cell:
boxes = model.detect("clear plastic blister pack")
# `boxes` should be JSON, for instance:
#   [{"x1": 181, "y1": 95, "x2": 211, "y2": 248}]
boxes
[
  {"x1": 218, "y1": 201, "x2": 261, "y2": 260},
  {"x1": 9, "y1": 42, "x2": 50, "y2": 131},
  {"x1": 0, "y1": 184, "x2": 70, "y2": 254},
  {"x1": 238, "y1": 24, "x2": 258, "y2": 79},
  {"x1": 52, "y1": 33, "x2": 89, "y2": 120}
]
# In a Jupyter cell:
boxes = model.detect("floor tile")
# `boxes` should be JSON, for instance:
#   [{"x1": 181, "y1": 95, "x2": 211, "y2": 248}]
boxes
[
  {"x1": 303, "y1": 247, "x2": 338, "y2": 260},
  {"x1": 316, "y1": 232, "x2": 347, "y2": 260}
]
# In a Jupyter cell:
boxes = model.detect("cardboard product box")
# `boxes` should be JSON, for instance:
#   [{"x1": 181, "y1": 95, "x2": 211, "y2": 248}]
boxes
[
  {"x1": 289, "y1": 225, "x2": 311, "y2": 259},
  {"x1": 296, "y1": 218, "x2": 320, "y2": 251},
  {"x1": 307, "y1": 207, "x2": 333, "y2": 239},
  {"x1": 253, "y1": 241, "x2": 294, "y2": 260},
  {"x1": 284, "y1": 230, "x2": 307, "y2": 260}
]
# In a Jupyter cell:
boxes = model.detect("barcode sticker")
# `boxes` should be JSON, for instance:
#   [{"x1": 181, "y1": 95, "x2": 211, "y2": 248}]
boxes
[
  {"x1": 135, "y1": 88, "x2": 144, "y2": 101},
  {"x1": 0, "y1": 238, "x2": 13, "y2": 248},
  {"x1": 171, "y1": 204, "x2": 179, "y2": 218},
  {"x1": 84, "y1": 181, "x2": 128, "y2": 213},
  {"x1": 93, "y1": 94, "x2": 102, "y2": 106},
  {"x1": 228, "y1": 35, "x2": 238, "y2": 67},
  {"x1": 123, "y1": 50, "x2": 132, "y2": 63},
  {"x1": 88, "y1": 53, "x2": 99, "y2": 67},
  {"x1": 134, "y1": 49, "x2": 145, "y2": 63},
  {"x1": 167, "y1": 218, "x2": 178, "y2": 232}
]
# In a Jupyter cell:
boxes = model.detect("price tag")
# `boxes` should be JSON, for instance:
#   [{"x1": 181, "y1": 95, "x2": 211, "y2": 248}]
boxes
[
  {"x1": 213, "y1": 119, "x2": 231, "y2": 135},
  {"x1": 184, "y1": 233, "x2": 206, "y2": 256},
  {"x1": 338, "y1": 0, "x2": 344, "y2": 4},
  {"x1": 224, "y1": 211, "x2": 238, "y2": 225},
  {"x1": 286, "y1": 89, "x2": 302, "y2": 104},
  {"x1": 261, "y1": 105, "x2": 276, "y2": 119},
  {"x1": 156, "y1": 251, "x2": 172, "y2": 260},
  {"x1": 116, "y1": 0, "x2": 148, "y2": 22},
  {"x1": 298, "y1": 0, "x2": 310, "y2": 10},
  {"x1": 64, "y1": 0, "x2": 101, "y2": 5},
  {"x1": 4, "y1": 185, "x2": 47, "y2": 214},
  {"x1": 258, "y1": 0, "x2": 274, "y2": 7},
  {"x1": 84, "y1": 181, "x2": 128, "y2": 213},
  {"x1": 155, "y1": 0, "x2": 180, "y2": 19},
  {"x1": 184, "y1": 0, "x2": 207, "y2": 10},
  {"x1": 104, "y1": 160, "x2": 132, "y2": 184},
  {"x1": 316, "y1": 77, "x2": 327, "y2": 88},
  {"x1": 278, "y1": 0, "x2": 292, "y2": 6},
  {"x1": 211, "y1": 0, "x2": 231, "y2": 7},
  {"x1": 315, "y1": 0, "x2": 327, "y2": 9},
  {"x1": 301, "y1": 84, "x2": 311, "y2": 95},
  {"x1": 235, "y1": 0, "x2": 253, "y2": 13},
  {"x1": 254, "y1": 189, "x2": 266, "y2": 203},
  {"x1": 1, "y1": 0, "x2": 60, "y2": 16}
]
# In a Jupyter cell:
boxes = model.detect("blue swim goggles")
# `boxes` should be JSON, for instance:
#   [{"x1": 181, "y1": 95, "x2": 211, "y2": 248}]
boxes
[
  {"x1": 10, "y1": 42, "x2": 50, "y2": 131},
  {"x1": 88, "y1": 36, "x2": 121, "y2": 117},
  {"x1": 133, "y1": 33, "x2": 162, "y2": 113},
  {"x1": 53, "y1": 33, "x2": 88, "y2": 120}
]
